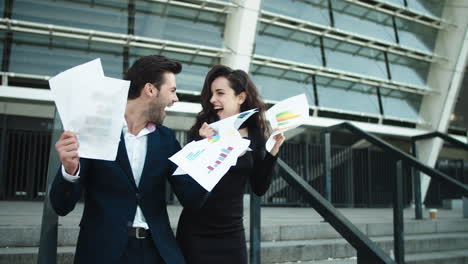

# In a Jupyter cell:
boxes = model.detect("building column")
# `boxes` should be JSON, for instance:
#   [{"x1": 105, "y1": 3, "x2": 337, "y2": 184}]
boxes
[
  {"x1": 221, "y1": 0, "x2": 262, "y2": 72},
  {"x1": 417, "y1": 0, "x2": 468, "y2": 200}
]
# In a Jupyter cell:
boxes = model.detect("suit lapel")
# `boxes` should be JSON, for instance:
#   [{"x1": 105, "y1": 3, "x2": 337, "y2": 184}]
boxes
[
  {"x1": 138, "y1": 129, "x2": 160, "y2": 189},
  {"x1": 116, "y1": 133, "x2": 138, "y2": 191}
]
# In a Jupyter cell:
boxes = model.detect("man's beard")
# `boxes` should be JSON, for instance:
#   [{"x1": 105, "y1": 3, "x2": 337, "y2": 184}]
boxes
[{"x1": 148, "y1": 100, "x2": 166, "y2": 125}]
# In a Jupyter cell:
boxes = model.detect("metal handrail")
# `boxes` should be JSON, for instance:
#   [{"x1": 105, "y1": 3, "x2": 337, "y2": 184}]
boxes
[
  {"x1": 410, "y1": 131, "x2": 468, "y2": 219},
  {"x1": 324, "y1": 123, "x2": 468, "y2": 195},
  {"x1": 277, "y1": 158, "x2": 395, "y2": 264},
  {"x1": 249, "y1": 122, "x2": 468, "y2": 263},
  {"x1": 412, "y1": 131, "x2": 468, "y2": 150}
]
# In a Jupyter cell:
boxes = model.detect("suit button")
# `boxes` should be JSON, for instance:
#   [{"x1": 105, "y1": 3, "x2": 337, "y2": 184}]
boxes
[{"x1": 136, "y1": 193, "x2": 141, "y2": 204}]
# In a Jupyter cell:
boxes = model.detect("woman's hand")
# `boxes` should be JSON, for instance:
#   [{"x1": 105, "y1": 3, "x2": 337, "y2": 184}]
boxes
[
  {"x1": 199, "y1": 122, "x2": 216, "y2": 138},
  {"x1": 270, "y1": 133, "x2": 285, "y2": 156}
]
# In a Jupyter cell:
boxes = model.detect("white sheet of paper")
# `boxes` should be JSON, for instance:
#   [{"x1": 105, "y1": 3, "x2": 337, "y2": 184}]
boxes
[
  {"x1": 170, "y1": 134, "x2": 250, "y2": 191},
  {"x1": 49, "y1": 59, "x2": 130, "y2": 161},
  {"x1": 173, "y1": 166, "x2": 186, "y2": 176},
  {"x1": 49, "y1": 58, "x2": 105, "y2": 131},
  {"x1": 265, "y1": 94, "x2": 309, "y2": 152},
  {"x1": 209, "y1": 108, "x2": 258, "y2": 135}
]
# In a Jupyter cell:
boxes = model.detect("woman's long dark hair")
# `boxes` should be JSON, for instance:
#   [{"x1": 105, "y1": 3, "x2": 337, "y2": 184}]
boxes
[{"x1": 189, "y1": 65, "x2": 268, "y2": 140}]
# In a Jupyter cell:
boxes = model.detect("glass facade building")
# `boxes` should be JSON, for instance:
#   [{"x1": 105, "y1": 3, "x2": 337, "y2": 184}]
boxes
[{"x1": 0, "y1": 0, "x2": 466, "y2": 202}]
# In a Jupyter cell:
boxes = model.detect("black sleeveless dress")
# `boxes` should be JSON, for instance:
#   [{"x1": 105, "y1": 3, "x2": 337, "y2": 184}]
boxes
[{"x1": 175, "y1": 127, "x2": 277, "y2": 264}]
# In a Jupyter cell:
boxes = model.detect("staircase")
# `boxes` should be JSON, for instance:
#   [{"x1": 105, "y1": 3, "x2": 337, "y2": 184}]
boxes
[
  {"x1": 1, "y1": 203, "x2": 468, "y2": 264},
  {"x1": 250, "y1": 218, "x2": 468, "y2": 263}
]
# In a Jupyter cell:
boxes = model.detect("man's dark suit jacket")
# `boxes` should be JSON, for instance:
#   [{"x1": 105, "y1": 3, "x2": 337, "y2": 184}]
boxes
[{"x1": 50, "y1": 125, "x2": 207, "y2": 264}]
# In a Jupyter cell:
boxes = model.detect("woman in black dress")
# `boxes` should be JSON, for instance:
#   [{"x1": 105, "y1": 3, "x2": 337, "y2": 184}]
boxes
[{"x1": 176, "y1": 65, "x2": 284, "y2": 264}]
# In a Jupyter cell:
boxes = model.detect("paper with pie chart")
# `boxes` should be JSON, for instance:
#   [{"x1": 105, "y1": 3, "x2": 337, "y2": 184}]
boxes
[
  {"x1": 169, "y1": 133, "x2": 250, "y2": 191},
  {"x1": 265, "y1": 94, "x2": 309, "y2": 152}
]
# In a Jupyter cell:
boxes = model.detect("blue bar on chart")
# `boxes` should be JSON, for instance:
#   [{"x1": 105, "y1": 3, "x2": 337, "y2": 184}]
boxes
[{"x1": 186, "y1": 149, "x2": 205, "y2": 161}]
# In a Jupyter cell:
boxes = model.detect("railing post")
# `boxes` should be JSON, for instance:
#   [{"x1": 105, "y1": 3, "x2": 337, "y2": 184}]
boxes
[
  {"x1": 367, "y1": 148, "x2": 372, "y2": 207},
  {"x1": 250, "y1": 191, "x2": 261, "y2": 264},
  {"x1": 304, "y1": 143, "x2": 310, "y2": 181},
  {"x1": 37, "y1": 110, "x2": 62, "y2": 264},
  {"x1": 323, "y1": 132, "x2": 332, "y2": 202},
  {"x1": 411, "y1": 141, "x2": 423, "y2": 219},
  {"x1": 0, "y1": 115, "x2": 7, "y2": 199},
  {"x1": 393, "y1": 160, "x2": 405, "y2": 264}
]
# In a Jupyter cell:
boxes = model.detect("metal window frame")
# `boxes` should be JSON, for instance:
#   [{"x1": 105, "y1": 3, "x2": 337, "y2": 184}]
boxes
[
  {"x1": 342, "y1": 0, "x2": 444, "y2": 29},
  {"x1": 251, "y1": 54, "x2": 433, "y2": 95},
  {"x1": 143, "y1": 0, "x2": 235, "y2": 14},
  {"x1": 0, "y1": 18, "x2": 227, "y2": 58},
  {"x1": 260, "y1": 11, "x2": 440, "y2": 63},
  {"x1": 251, "y1": 70, "x2": 427, "y2": 125}
]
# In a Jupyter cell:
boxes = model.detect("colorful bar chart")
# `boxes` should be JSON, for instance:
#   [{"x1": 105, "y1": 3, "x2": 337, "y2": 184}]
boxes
[
  {"x1": 186, "y1": 149, "x2": 205, "y2": 161},
  {"x1": 207, "y1": 146, "x2": 234, "y2": 173},
  {"x1": 276, "y1": 111, "x2": 301, "y2": 127}
]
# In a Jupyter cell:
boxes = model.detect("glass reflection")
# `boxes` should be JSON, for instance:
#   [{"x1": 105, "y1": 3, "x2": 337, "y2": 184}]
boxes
[
  {"x1": 316, "y1": 76, "x2": 381, "y2": 115},
  {"x1": 250, "y1": 65, "x2": 315, "y2": 105},
  {"x1": 388, "y1": 54, "x2": 430, "y2": 87},
  {"x1": 380, "y1": 88, "x2": 422, "y2": 121},
  {"x1": 261, "y1": 0, "x2": 330, "y2": 26},
  {"x1": 255, "y1": 23, "x2": 322, "y2": 67},
  {"x1": 10, "y1": 33, "x2": 123, "y2": 78},
  {"x1": 324, "y1": 38, "x2": 388, "y2": 80},
  {"x1": 12, "y1": 0, "x2": 127, "y2": 34},
  {"x1": 332, "y1": 0, "x2": 395, "y2": 43},
  {"x1": 134, "y1": 1, "x2": 225, "y2": 47}
]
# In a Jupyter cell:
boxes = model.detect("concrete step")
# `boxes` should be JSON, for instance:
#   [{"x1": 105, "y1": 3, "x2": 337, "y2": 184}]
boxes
[
  {"x1": 2, "y1": 218, "x2": 468, "y2": 247},
  {"x1": 0, "y1": 247, "x2": 75, "y2": 264},
  {"x1": 249, "y1": 218, "x2": 468, "y2": 242},
  {"x1": 275, "y1": 249, "x2": 468, "y2": 264},
  {"x1": 260, "y1": 232, "x2": 468, "y2": 263},
  {"x1": 406, "y1": 249, "x2": 468, "y2": 264},
  {"x1": 2, "y1": 248, "x2": 467, "y2": 264}
]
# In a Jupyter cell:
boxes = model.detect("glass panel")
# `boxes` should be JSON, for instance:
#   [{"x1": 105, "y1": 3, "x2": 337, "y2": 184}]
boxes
[
  {"x1": 261, "y1": 0, "x2": 330, "y2": 26},
  {"x1": 134, "y1": 1, "x2": 225, "y2": 47},
  {"x1": 12, "y1": 0, "x2": 127, "y2": 33},
  {"x1": 407, "y1": 0, "x2": 445, "y2": 18},
  {"x1": 396, "y1": 18, "x2": 438, "y2": 53},
  {"x1": 10, "y1": 33, "x2": 123, "y2": 77},
  {"x1": 316, "y1": 76, "x2": 381, "y2": 115},
  {"x1": 250, "y1": 65, "x2": 315, "y2": 105},
  {"x1": 450, "y1": 73, "x2": 468, "y2": 130},
  {"x1": 324, "y1": 38, "x2": 388, "y2": 80},
  {"x1": 0, "y1": 0, "x2": 4, "y2": 16},
  {"x1": 388, "y1": 53, "x2": 429, "y2": 87},
  {"x1": 380, "y1": 88, "x2": 422, "y2": 121},
  {"x1": 129, "y1": 48, "x2": 218, "y2": 94},
  {"x1": 333, "y1": 1, "x2": 395, "y2": 43},
  {"x1": 255, "y1": 23, "x2": 322, "y2": 66}
]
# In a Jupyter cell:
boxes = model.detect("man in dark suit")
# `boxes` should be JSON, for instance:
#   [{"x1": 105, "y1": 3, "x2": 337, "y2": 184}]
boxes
[{"x1": 50, "y1": 55, "x2": 207, "y2": 264}]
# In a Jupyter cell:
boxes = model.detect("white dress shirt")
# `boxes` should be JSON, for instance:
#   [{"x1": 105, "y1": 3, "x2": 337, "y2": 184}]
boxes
[{"x1": 62, "y1": 122, "x2": 157, "y2": 229}]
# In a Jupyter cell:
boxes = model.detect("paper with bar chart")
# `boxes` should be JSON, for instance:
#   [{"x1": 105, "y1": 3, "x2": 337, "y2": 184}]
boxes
[
  {"x1": 169, "y1": 133, "x2": 250, "y2": 191},
  {"x1": 209, "y1": 108, "x2": 258, "y2": 135},
  {"x1": 265, "y1": 94, "x2": 309, "y2": 152}
]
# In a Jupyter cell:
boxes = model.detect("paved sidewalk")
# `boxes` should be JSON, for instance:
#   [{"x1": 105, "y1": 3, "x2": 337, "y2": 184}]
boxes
[{"x1": 0, "y1": 201, "x2": 465, "y2": 228}]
